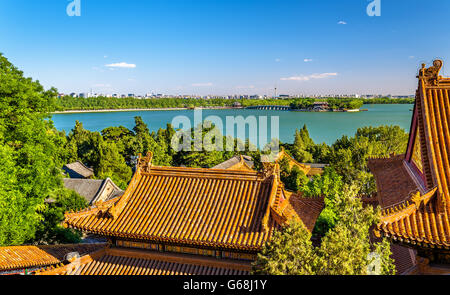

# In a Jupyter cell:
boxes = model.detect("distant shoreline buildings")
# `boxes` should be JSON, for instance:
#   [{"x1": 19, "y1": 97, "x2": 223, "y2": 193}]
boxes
[{"x1": 58, "y1": 92, "x2": 415, "y2": 100}]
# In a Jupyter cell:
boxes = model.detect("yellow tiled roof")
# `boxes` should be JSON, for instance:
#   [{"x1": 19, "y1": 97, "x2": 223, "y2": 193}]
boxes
[
  {"x1": 373, "y1": 60, "x2": 450, "y2": 249},
  {"x1": 0, "y1": 243, "x2": 106, "y2": 271},
  {"x1": 37, "y1": 247, "x2": 251, "y2": 275},
  {"x1": 64, "y1": 153, "x2": 321, "y2": 251}
]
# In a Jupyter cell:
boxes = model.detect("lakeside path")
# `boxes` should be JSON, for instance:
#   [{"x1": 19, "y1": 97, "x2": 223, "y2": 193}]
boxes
[{"x1": 52, "y1": 106, "x2": 241, "y2": 114}]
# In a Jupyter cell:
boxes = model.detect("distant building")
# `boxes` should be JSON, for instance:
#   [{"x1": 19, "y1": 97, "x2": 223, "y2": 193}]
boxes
[
  {"x1": 63, "y1": 178, "x2": 124, "y2": 206},
  {"x1": 313, "y1": 101, "x2": 329, "y2": 111},
  {"x1": 212, "y1": 155, "x2": 254, "y2": 171},
  {"x1": 63, "y1": 161, "x2": 94, "y2": 179},
  {"x1": 232, "y1": 101, "x2": 242, "y2": 108}
]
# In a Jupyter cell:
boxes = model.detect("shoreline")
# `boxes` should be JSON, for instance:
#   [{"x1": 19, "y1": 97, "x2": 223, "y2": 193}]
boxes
[{"x1": 52, "y1": 103, "x2": 413, "y2": 114}]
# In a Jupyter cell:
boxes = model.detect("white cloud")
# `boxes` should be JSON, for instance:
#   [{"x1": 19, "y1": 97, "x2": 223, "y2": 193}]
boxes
[
  {"x1": 409, "y1": 56, "x2": 415, "y2": 59},
  {"x1": 275, "y1": 58, "x2": 281, "y2": 62},
  {"x1": 280, "y1": 73, "x2": 338, "y2": 81},
  {"x1": 191, "y1": 82, "x2": 213, "y2": 87},
  {"x1": 338, "y1": 21, "x2": 347, "y2": 25},
  {"x1": 304, "y1": 58, "x2": 313, "y2": 62},
  {"x1": 105, "y1": 62, "x2": 136, "y2": 69}
]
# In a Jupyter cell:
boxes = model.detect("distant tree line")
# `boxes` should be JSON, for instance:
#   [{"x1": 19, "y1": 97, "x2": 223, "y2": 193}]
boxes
[
  {"x1": 55, "y1": 96, "x2": 413, "y2": 111},
  {"x1": 363, "y1": 97, "x2": 414, "y2": 104}
]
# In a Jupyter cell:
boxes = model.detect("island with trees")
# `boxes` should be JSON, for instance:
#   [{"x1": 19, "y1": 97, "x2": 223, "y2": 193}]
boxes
[{"x1": 289, "y1": 98, "x2": 365, "y2": 112}]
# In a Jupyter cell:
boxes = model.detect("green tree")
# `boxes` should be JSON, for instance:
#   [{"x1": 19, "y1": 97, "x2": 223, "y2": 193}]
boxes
[
  {"x1": 0, "y1": 53, "x2": 65, "y2": 245},
  {"x1": 279, "y1": 158, "x2": 309, "y2": 192},
  {"x1": 252, "y1": 221, "x2": 316, "y2": 275},
  {"x1": 132, "y1": 117, "x2": 171, "y2": 166},
  {"x1": 299, "y1": 124, "x2": 314, "y2": 148},
  {"x1": 32, "y1": 188, "x2": 87, "y2": 245},
  {"x1": 328, "y1": 125, "x2": 409, "y2": 195},
  {"x1": 301, "y1": 167, "x2": 343, "y2": 236},
  {"x1": 96, "y1": 140, "x2": 132, "y2": 189},
  {"x1": 314, "y1": 186, "x2": 395, "y2": 275},
  {"x1": 292, "y1": 128, "x2": 313, "y2": 163},
  {"x1": 253, "y1": 186, "x2": 396, "y2": 275}
]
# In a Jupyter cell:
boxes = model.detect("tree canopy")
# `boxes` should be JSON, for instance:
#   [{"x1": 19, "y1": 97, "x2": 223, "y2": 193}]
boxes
[
  {"x1": 252, "y1": 186, "x2": 396, "y2": 275},
  {"x1": 0, "y1": 53, "x2": 84, "y2": 245}
]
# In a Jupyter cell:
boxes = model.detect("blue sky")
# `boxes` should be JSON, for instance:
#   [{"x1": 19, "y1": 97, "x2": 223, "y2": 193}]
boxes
[{"x1": 0, "y1": 0, "x2": 449, "y2": 96}]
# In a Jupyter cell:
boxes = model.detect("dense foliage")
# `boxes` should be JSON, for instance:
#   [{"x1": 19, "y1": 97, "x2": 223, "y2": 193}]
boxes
[
  {"x1": 327, "y1": 98, "x2": 364, "y2": 110},
  {"x1": 56, "y1": 96, "x2": 292, "y2": 111},
  {"x1": 289, "y1": 98, "x2": 316, "y2": 110},
  {"x1": 363, "y1": 97, "x2": 414, "y2": 104},
  {"x1": 62, "y1": 118, "x2": 267, "y2": 189},
  {"x1": 279, "y1": 124, "x2": 409, "y2": 237},
  {"x1": 0, "y1": 54, "x2": 85, "y2": 246},
  {"x1": 252, "y1": 186, "x2": 396, "y2": 275}
]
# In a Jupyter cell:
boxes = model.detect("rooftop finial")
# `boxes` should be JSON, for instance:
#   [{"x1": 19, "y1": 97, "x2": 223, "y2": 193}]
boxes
[
  {"x1": 418, "y1": 59, "x2": 443, "y2": 86},
  {"x1": 137, "y1": 151, "x2": 153, "y2": 173}
]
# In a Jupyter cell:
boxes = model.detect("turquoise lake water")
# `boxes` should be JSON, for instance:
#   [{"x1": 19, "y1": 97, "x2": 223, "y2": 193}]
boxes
[{"x1": 52, "y1": 104, "x2": 413, "y2": 146}]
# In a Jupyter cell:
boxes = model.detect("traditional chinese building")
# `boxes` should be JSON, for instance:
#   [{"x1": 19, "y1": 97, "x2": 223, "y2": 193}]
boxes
[
  {"x1": 63, "y1": 178, "x2": 124, "y2": 206},
  {"x1": 212, "y1": 155, "x2": 254, "y2": 171},
  {"x1": 368, "y1": 60, "x2": 450, "y2": 274},
  {"x1": 0, "y1": 244, "x2": 106, "y2": 275},
  {"x1": 268, "y1": 148, "x2": 326, "y2": 177},
  {"x1": 63, "y1": 161, "x2": 95, "y2": 179},
  {"x1": 14, "y1": 152, "x2": 323, "y2": 275},
  {"x1": 214, "y1": 152, "x2": 326, "y2": 177}
]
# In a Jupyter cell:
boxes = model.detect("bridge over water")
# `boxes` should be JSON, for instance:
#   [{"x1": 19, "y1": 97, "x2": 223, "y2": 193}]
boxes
[{"x1": 245, "y1": 105, "x2": 291, "y2": 111}]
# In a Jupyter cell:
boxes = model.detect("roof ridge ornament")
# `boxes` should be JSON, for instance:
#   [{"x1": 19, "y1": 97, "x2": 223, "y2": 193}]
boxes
[
  {"x1": 137, "y1": 151, "x2": 153, "y2": 173},
  {"x1": 418, "y1": 59, "x2": 443, "y2": 86}
]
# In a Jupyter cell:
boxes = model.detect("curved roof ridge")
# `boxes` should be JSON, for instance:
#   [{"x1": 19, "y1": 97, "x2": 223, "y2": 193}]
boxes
[{"x1": 381, "y1": 187, "x2": 438, "y2": 221}]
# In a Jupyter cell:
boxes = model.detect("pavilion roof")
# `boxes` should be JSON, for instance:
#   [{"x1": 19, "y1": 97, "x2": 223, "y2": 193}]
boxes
[
  {"x1": 370, "y1": 60, "x2": 450, "y2": 250},
  {"x1": 0, "y1": 243, "x2": 106, "y2": 272},
  {"x1": 37, "y1": 247, "x2": 250, "y2": 275},
  {"x1": 63, "y1": 177, "x2": 124, "y2": 205},
  {"x1": 212, "y1": 155, "x2": 254, "y2": 171},
  {"x1": 63, "y1": 161, "x2": 94, "y2": 179},
  {"x1": 64, "y1": 153, "x2": 323, "y2": 251},
  {"x1": 271, "y1": 148, "x2": 325, "y2": 177}
]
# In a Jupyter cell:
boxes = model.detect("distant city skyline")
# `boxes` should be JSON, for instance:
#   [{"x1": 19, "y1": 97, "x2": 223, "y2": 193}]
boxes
[
  {"x1": 60, "y1": 91, "x2": 414, "y2": 100},
  {"x1": 1, "y1": 0, "x2": 449, "y2": 95}
]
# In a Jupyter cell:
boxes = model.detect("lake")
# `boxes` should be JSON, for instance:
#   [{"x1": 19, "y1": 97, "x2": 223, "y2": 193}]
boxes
[{"x1": 52, "y1": 104, "x2": 413, "y2": 146}]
